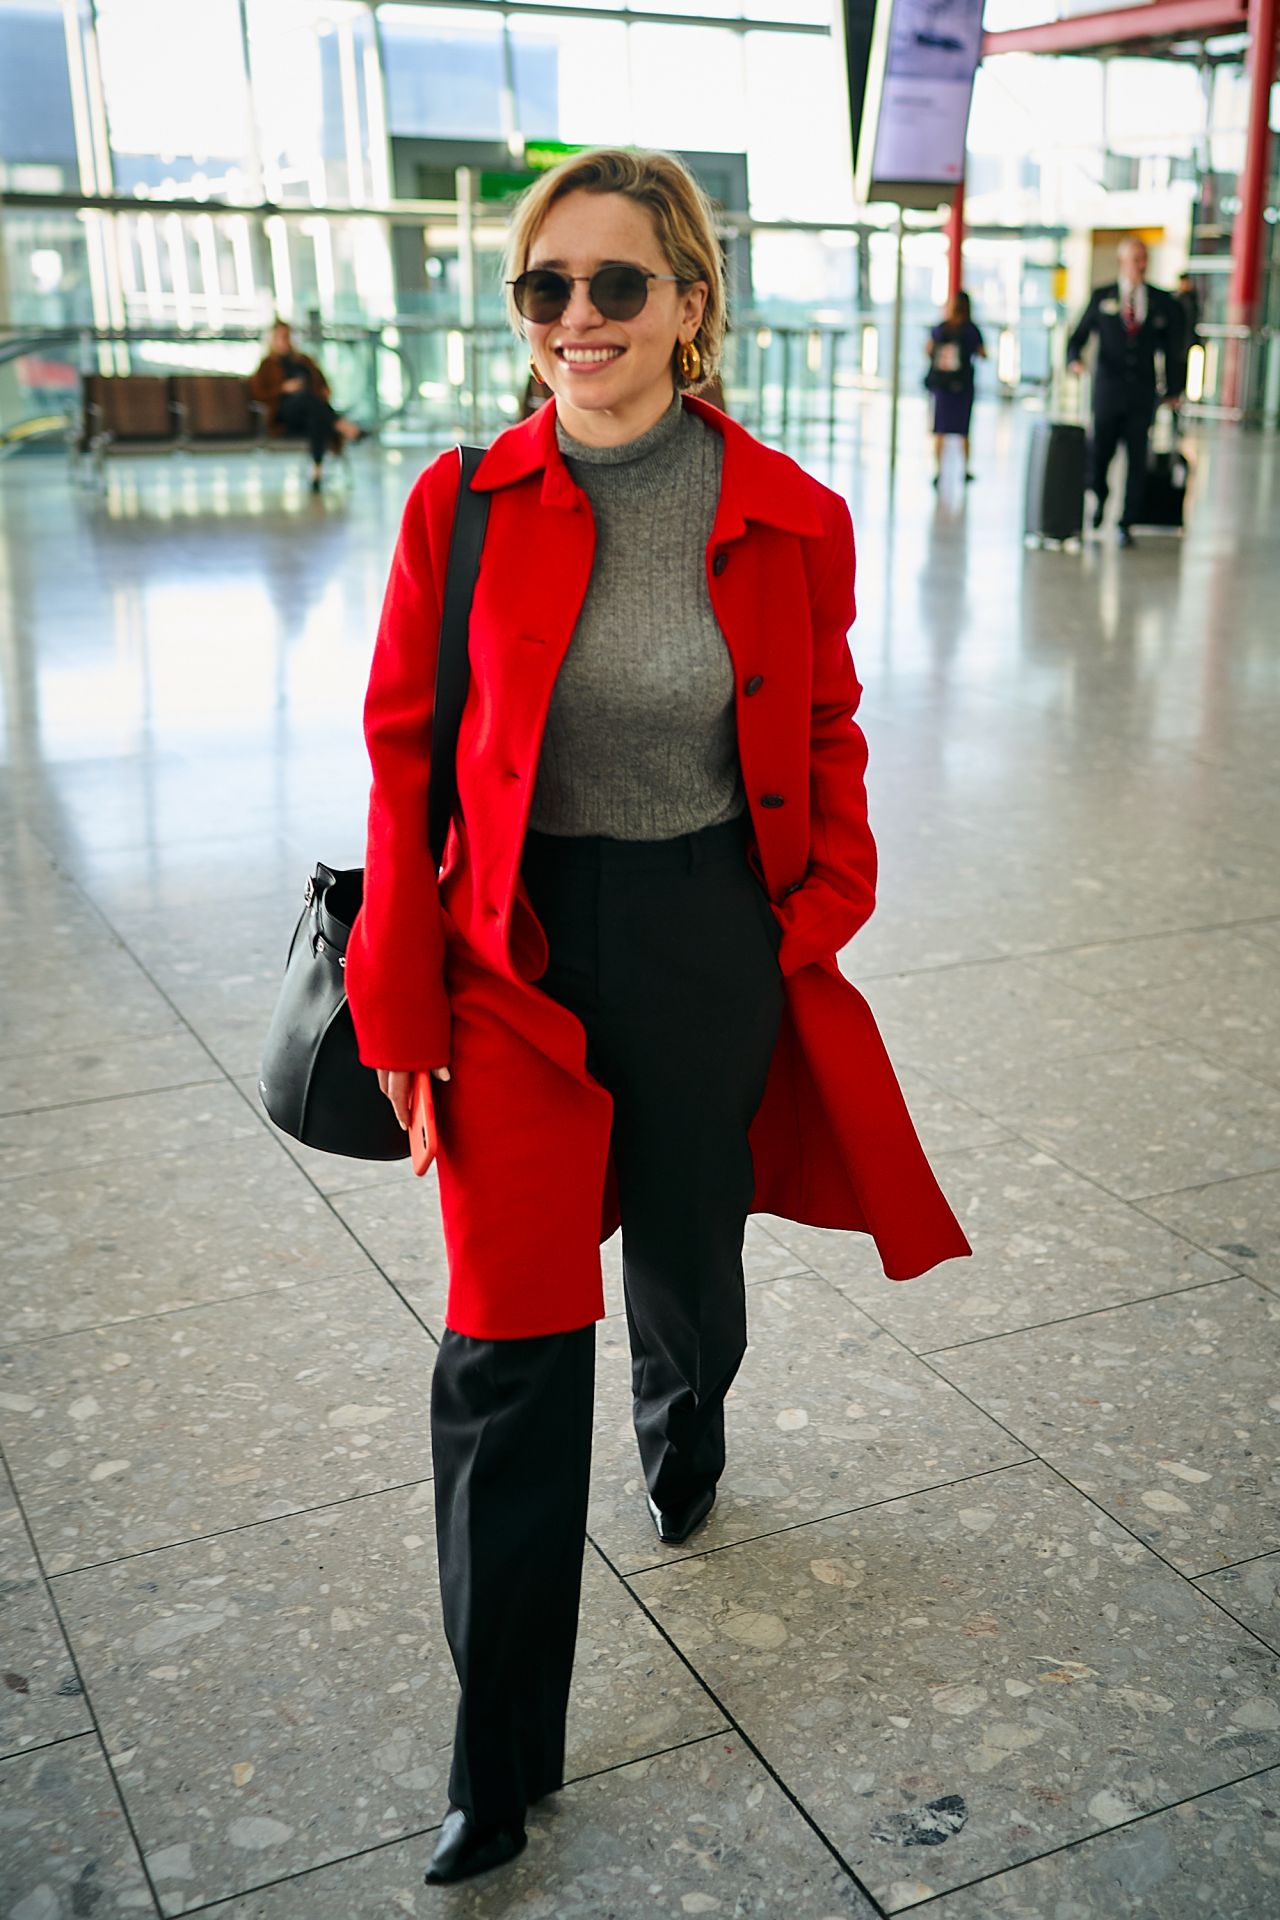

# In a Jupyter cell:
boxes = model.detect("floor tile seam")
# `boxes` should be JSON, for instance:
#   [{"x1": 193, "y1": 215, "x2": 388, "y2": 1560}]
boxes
[
  {"x1": 614, "y1": 1456, "x2": 1036, "y2": 1576},
  {"x1": 311, "y1": 1176, "x2": 413, "y2": 1203},
  {"x1": 1028, "y1": 1454, "x2": 1280, "y2": 1650},
  {"x1": 222, "y1": 1069, "x2": 453, "y2": 1354},
  {"x1": 984, "y1": 1116, "x2": 1280, "y2": 1208},
  {"x1": 903, "y1": 1030, "x2": 1181, "y2": 1112},
  {"x1": 1123, "y1": 1188, "x2": 1279, "y2": 1267},
  {"x1": 0, "y1": 1075, "x2": 225, "y2": 1123},
  {"x1": 1130, "y1": 1164, "x2": 1280, "y2": 1206},
  {"x1": 18, "y1": 833, "x2": 276, "y2": 1120},
  {"x1": 899, "y1": 1755, "x2": 1280, "y2": 1915},
  {"x1": 586, "y1": 1534, "x2": 891, "y2": 1919},
  {"x1": 870, "y1": 1110, "x2": 1266, "y2": 1243},
  {"x1": 1010, "y1": 913, "x2": 1280, "y2": 967},
  {"x1": 0, "y1": 1262, "x2": 388, "y2": 1352},
  {"x1": 0, "y1": 1459, "x2": 168, "y2": 1916},
  {"x1": 161, "y1": 1732, "x2": 743, "y2": 1920},
  {"x1": 919, "y1": 1269, "x2": 1248, "y2": 1358},
  {"x1": 866, "y1": 1355, "x2": 1162, "y2": 1549},
  {"x1": 1194, "y1": 1612, "x2": 1280, "y2": 1658},
  {"x1": 721, "y1": 1237, "x2": 987, "y2": 1381},
  {"x1": 1133, "y1": 1029, "x2": 1280, "y2": 1104},
  {"x1": 43, "y1": 1471, "x2": 438, "y2": 1582},
  {"x1": 1191, "y1": 1543, "x2": 1280, "y2": 1581},
  {"x1": 750, "y1": 1185, "x2": 1206, "y2": 1387},
  {"x1": 848, "y1": 910, "x2": 1280, "y2": 990},
  {"x1": 0, "y1": 1725, "x2": 98, "y2": 1768}
]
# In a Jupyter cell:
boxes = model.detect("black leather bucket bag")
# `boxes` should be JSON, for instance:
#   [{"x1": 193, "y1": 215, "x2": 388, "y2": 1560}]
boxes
[
  {"x1": 258, "y1": 447, "x2": 489, "y2": 1158},
  {"x1": 259, "y1": 863, "x2": 407, "y2": 1158}
]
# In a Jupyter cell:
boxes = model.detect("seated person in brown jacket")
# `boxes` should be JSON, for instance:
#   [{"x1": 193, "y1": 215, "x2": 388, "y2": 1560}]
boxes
[{"x1": 250, "y1": 320, "x2": 362, "y2": 492}]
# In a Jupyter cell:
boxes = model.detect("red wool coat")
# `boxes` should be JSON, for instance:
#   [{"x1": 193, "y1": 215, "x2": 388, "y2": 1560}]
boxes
[{"x1": 345, "y1": 394, "x2": 970, "y2": 1338}]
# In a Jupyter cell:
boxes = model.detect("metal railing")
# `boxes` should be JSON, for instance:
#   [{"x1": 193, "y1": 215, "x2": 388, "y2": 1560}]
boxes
[
  {"x1": 1180, "y1": 324, "x2": 1280, "y2": 425},
  {"x1": 4, "y1": 313, "x2": 1278, "y2": 459}
]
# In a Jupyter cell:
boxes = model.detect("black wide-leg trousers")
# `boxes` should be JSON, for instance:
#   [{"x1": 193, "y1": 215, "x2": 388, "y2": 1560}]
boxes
[
  {"x1": 430, "y1": 813, "x2": 785, "y2": 1828},
  {"x1": 1091, "y1": 398, "x2": 1154, "y2": 527},
  {"x1": 275, "y1": 390, "x2": 340, "y2": 465}
]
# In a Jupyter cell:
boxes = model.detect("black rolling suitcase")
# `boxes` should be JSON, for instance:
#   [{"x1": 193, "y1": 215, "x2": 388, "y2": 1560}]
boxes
[
  {"x1": 1134, "y1": 445, "x2": 1188, "y2": 530},
  {"x1": 1025, "y1": 419, "x2": 1086, "y2": 546}
]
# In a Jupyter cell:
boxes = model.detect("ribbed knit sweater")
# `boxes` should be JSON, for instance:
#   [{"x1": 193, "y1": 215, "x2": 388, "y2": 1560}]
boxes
[{"x1": 527, "y1": 394, "x2": 745, "y2": 840}]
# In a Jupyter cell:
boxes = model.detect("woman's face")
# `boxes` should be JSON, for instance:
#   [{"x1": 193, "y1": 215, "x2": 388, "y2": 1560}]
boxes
[
  {"x1": 522, "y1": 190, "x2": 707, "y2": 438},
  {"x1": 270, "y1": 324, "x2": 292, "y2": 355}
]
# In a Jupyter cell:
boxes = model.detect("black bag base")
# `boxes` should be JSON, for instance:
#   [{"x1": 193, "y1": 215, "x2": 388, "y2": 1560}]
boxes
[
  {"x1": 258, "y1": 1077, "x2": 411, "y2": 1162},
  {"x1": 1131, "y1": 449, "x2": 1188, "y2": 531},
  {"x1": 258, "y1": 865, "x2": 411, "y2": 1163}
]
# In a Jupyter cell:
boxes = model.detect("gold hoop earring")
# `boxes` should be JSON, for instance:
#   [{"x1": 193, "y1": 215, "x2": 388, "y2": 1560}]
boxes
[
  {"x1": 677, "y1": 340, "x2": 703, "y2": 386},
  {"x1": 529, "y1": 357, "x2": 545, "y2": 386}
]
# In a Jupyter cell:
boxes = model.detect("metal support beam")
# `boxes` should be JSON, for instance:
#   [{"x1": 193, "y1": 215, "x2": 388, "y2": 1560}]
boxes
[
  {"x1": 982, "y1": 0, "x2": 1246, "y2": 57},
  {"x1": 889, "y1": 205, "x2": 905, "y2": 474},
  {"x1": 1228, "y1": 0, "x2": 1278, "y2": 327},
  {"x1": 947, "y1": 180, "x2": 965, "y2": 305}
]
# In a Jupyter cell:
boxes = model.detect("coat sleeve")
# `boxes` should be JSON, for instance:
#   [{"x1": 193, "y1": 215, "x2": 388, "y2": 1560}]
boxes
[
  {"x1": 248, "y1": 357, "x2": 279, "y2": 408},
  {"x1": 774, "y1": 493, "x2": 877, "y2": 978},
  {"x1": 1161, "y1": 294, "x2": 1187, "y2": 400},
  {"x1": 1066, "y1": 293, "x2": 1099, "y2": 365},
  {"x1": 344, "y1": 456, "x2": 460, "y2": 1070}
]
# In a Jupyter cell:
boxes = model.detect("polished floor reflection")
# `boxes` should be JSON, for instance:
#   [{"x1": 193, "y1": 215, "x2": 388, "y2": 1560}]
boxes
[{"x1": 2, "y1": 405, "x2": 1278, "y2": 1919}]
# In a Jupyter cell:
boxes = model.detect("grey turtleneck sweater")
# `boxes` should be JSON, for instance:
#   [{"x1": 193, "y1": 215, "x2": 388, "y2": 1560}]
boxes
[{"x1": 527, "y1": 394, "x2": 746, "y2": 841}]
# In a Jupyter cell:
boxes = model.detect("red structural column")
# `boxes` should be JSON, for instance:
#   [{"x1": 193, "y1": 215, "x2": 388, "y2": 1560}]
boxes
[
  {"x1": 1228, "y1": 0, "x2": 1278, "y2": 326},
  {"x1": 947, "y1": 177, "x2": 965, "y2": 302}
]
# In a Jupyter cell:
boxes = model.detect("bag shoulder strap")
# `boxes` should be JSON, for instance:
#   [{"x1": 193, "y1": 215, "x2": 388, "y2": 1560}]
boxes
[{"x1": 428, "y1": 444, "x2": 490, "y2": 871}]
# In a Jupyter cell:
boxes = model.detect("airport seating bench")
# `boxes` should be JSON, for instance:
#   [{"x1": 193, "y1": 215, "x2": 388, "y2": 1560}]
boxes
[{"x1": 74, "y1": 373, "x2": 341, "y2": 484}]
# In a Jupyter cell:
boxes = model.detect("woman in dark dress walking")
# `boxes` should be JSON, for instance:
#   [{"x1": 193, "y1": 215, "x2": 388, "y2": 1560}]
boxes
[{"x1": 926, "y1": 291, "x2": 986, "y2": 486}]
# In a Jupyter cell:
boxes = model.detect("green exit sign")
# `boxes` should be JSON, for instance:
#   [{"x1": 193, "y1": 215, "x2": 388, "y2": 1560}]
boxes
[
  {"x1": 478, "y1": 169, "x2": 538, "y2": 202},
  {"x1": 524, "y1": 140, "x2": 585, "y2": 171},
  {"x1": 477, "y1": 142, "x2": 594, "y2": 202}
]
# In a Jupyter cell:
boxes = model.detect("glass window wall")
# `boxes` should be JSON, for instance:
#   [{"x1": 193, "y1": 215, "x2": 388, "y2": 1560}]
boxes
[
  {"x1": 0, "y1": 0, "x2": 80, "y2": 193},
  {"x1": 4, "y1": 0, "x2": 1276, "y2": 442},
  {"x1": 94, "y1": 0, "x2": 257, "y2": 202},
  {"x1": 380, "y1": 4, "x2": 508, "y2": 143},
  {"x1": 247, "y1": 0, "x2": 383, "y2": 206},
  {"x1": 628, "y1": 24, "x2": 746, "y2": 156},
  {"x1": 743, "y1": 29, "x2": 856, "y2": 225}
]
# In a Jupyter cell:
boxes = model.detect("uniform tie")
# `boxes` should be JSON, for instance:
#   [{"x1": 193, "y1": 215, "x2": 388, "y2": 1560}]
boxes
[{"x1": 1122, "y1": 290, "x2": 1138, "y2": 335}]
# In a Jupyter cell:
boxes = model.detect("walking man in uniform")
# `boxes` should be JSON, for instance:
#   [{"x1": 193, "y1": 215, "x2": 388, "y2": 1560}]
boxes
[{"x1": 1067, "y1": 236, "x2": 1187, "y2": 548}]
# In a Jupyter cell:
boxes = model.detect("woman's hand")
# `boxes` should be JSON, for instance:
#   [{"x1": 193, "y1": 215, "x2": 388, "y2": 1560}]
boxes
[{"x1": 377, "y1": 1066, "x2": 451, "y2": 1129}]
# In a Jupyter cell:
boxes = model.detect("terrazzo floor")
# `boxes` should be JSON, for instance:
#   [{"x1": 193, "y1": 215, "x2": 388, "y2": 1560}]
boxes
[{"x1": 2, "y1": 399, "x2": 1278, "y2": 1918}]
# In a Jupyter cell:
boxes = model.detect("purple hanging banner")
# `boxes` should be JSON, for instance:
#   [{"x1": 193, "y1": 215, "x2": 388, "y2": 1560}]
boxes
[{"x1": 853, "y1": 0, "x2": 986, "y2": 207}]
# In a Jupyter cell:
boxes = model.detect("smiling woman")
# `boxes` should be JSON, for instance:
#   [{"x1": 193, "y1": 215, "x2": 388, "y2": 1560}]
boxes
[
  {"x1": 345, "y1": 143, "x2": 969, "y2": 1892},
  {"x1": 501, "y1": 146, "x2": 725, "y2": 446}
]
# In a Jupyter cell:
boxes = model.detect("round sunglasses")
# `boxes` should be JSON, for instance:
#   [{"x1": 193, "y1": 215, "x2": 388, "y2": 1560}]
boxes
[{"x1": 508, "y1": 264, "x2": 682, "y2": 325}]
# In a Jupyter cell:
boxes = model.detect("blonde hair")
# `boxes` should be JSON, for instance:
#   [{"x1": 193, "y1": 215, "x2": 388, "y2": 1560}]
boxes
[{"x1": 502, "y1": 147, "x2": 726, "y2": 386}]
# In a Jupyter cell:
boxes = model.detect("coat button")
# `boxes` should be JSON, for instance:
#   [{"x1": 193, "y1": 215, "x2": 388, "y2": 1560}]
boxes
[
  {"x1": 744, "y1": 674, "x2": 764, "y2": 696},
  {"x1": 712, "y1": 551, "x2": 729, "y2": 576},
  {"x1": 760, "y1": 793, "x2": 785, "y2": 809}
]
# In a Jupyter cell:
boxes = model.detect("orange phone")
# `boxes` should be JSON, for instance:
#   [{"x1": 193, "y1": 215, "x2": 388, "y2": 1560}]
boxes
[{"x1": 409, "y1": 1072, "x2": 438, "y2": 1177}]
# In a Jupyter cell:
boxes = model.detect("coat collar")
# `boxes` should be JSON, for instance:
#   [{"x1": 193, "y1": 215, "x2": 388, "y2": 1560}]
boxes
[{"x1": 471, "y1": 391, "x2": 823, "y2": 539}]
